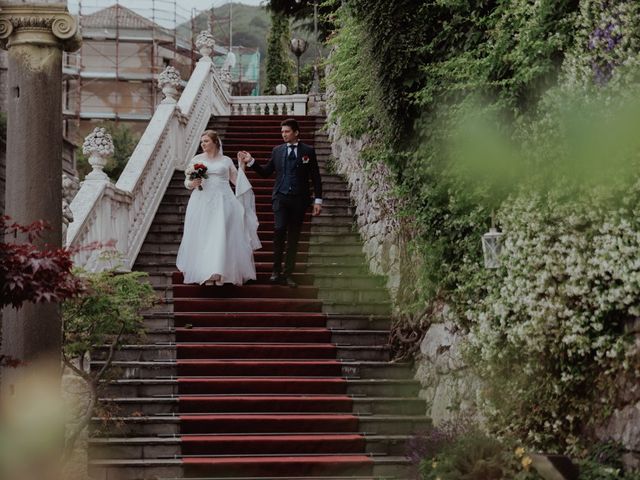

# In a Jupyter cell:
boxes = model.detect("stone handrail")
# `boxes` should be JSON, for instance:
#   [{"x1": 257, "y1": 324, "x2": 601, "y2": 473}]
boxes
[
  {"x1": 67, "y1": 57, "x2": 230, "y2": 270},
  {"x1": 230, "y1": 94, "x2": 308, "y2": 116}
]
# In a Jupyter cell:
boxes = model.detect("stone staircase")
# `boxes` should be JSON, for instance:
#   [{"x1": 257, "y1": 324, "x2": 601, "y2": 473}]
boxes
[{"x1": 88, "y1": 115, "x2": 427, "y2": 479}]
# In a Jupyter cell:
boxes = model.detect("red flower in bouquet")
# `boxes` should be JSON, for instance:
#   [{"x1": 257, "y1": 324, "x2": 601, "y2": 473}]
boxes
[{"x1": 186, "y1": 163, "x2": 209, "y2": 190}]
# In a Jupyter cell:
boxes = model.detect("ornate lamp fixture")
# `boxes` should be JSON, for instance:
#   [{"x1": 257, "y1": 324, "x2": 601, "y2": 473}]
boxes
[
  {"x1": 290, "y1": 37, "x2": 308, "y2": 94},
  {"x1": 482, "y1": 210, "x2": 503, "y2": 269}
]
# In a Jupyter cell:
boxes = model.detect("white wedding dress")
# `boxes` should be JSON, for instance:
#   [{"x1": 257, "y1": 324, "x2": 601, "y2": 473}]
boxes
[{"x1": 176, "y1": 153, "x2": 261, "y2": 285}]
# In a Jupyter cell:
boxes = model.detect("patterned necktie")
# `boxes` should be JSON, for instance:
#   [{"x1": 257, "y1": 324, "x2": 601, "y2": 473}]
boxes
[{"x1": 288, "y1": 145, "x2": 297, "y2": 162}]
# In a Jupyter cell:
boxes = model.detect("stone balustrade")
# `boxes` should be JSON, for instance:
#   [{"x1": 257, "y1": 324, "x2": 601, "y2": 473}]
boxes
[
  {"x1": 230, "y1": 94, "x2": 308, "y2": 116},
  {"x1": 66, "y1": 42, "x2": 238, "y2": 270}
]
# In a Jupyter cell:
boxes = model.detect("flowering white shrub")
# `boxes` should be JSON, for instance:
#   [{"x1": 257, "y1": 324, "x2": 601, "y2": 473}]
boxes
[{"x1": 466, "y1": 187, "x2": 640, "y2": 446}]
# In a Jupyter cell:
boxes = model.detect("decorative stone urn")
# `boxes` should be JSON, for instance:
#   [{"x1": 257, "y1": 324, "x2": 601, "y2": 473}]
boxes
[
  {"x1": 158, "y1": 65, "x2": 182, "y2": 104},
  {"x1": 82, "y1": 127, "x2": 114, "y2": 182},
  {"x1": 196, "y1": 31, "x2": 215, "y2": 60},
  {"x1": 221, "y1": 68, "x2": 232, "y2": 94}
]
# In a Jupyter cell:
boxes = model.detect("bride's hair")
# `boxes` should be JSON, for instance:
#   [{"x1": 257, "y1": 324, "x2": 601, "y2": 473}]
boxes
[{"x1": 201, "y1": 130, "x2": 222, "y2": 150}]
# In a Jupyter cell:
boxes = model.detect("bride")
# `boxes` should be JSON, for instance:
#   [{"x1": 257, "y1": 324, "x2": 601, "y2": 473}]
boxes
[{"x1": 176, "y1": 130, "x2": 261, "y2": 285}]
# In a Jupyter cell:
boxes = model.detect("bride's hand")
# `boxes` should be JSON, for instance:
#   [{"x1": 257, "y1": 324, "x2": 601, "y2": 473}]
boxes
[{"x1": 237, "y1": 151, "x2": 252, "y2": 164}]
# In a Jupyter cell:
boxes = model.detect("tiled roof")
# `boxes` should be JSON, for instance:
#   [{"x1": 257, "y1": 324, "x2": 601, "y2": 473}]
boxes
[{"x1": 82, "y1": 5, "x2": 159, "y2": 30}]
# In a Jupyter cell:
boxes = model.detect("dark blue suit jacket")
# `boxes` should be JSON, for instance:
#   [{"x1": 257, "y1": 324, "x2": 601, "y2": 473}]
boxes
[{"x1": 250, "y1": 142, "x2": 323, "y2": 203}]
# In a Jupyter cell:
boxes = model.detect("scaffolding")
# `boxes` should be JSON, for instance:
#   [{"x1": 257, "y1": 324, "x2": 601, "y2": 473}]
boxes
[
  {"x1": 62, "y1": 0, "x2": 213, "y2": 140},
  {"x1": 213, "y1": 46, "x2": 261, "y2": 96}
]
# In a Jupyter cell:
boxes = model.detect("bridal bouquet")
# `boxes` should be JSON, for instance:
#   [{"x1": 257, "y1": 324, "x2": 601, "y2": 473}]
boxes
[{"x1": 186, "y1": 163, "x2": 208, "y2": 190}]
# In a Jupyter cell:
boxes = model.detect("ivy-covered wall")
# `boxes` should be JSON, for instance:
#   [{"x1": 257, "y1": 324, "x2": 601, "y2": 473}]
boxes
[{"x1": 326, "y1": 0, "x2": 640, "y2": 469}]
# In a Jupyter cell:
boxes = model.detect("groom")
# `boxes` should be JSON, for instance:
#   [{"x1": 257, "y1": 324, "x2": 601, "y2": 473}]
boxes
[{"x1": 239, "y1": 118, "x2": 322, "y2": 288}]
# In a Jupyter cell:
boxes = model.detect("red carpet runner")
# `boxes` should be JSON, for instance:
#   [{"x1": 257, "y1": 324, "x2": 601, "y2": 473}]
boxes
[{"x1": 172, "y1": 116, "x2": 374, "y2": 478}]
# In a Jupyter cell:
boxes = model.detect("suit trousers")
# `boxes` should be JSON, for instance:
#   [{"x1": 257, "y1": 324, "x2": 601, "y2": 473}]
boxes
[{"x1": 272, "y1": 193, "x2": 308, "y2": 275}]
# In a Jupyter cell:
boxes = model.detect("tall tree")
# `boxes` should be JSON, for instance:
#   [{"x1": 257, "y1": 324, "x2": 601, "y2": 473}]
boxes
[{"x1": 265, "y1": 10, "x2": 294, "y2": 95}]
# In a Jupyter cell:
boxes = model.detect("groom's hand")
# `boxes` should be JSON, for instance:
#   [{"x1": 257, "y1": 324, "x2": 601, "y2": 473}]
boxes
[
  {"x1": 237, "y1": 151, "x2": 253, "y2": 164},
  {"x1": 312, "y1": 204, "x2": 322, "y2": 216}
]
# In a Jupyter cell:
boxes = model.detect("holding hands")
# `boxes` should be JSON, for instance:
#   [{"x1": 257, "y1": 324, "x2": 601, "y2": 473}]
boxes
[{"x1": 237, "y1": 151, "x2": 253, "y2": 164}]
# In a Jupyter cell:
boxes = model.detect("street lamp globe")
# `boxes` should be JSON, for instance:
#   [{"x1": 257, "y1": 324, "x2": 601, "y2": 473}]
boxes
[
  {"x1": 290, "y1": 38, "x2": 308, "y2": 57},
  {"x1": 290, "y1": 37, "x2": 308, "y2": 94},
  {"x1": 275, "y1": 84, "x2": 288, "y2": 95}
]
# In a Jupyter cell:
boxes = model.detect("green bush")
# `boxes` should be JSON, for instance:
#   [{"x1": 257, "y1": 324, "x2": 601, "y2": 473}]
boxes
[
  {"x1": 327, "y1": 0, "x2": 640, "y2": 457},
  {"x1": 62, "y1": 267, "x2": 156, "y2": 458},
  {"x1": 265, "y1": 10, "x2": 295, "y2": 95},
  {"x1": 419, "y1": 430, "x2": 541, "y2": 480}
]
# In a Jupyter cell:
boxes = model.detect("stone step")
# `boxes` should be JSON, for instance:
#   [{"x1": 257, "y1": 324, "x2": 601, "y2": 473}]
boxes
[
  {"x1": 94, "y1": 396, "x2": 423, "y2": 417},
  {"x1": 163, "y1": 186, "x2": 351, "y2": 199},
  {"x1": 312, "y1": 274, "x2": 386, "y2": 290},
  {"x1": 91, "y1": 414, "x2": 429, "y2": 437},
  {"x1": 92, "y1": 359, "x2": 408, "y2": 380},
  {"x1": 139, "y1": 251, "x2": 366, "y2": 268},
  {"x1": 305, "y1": 263, "x2": 370, "y2": 276},
  {"x1": 309, "y1": 232, "x2": 362, "y2": 244},
  {"x1": 316, "y1": 288, "x2": 390, "y2": 305},
  {"x1": 137, "y1": 312, "x2": 392, "y2": 330},
  {"x1": 88, "y1": 457, "x2": 411, "y2": 480},
  {"x1": 144, "y1": 218, "x2": 351, "y2": 232},
  {"x1": 142, "y1": 230, "x2": 319, "y2": 244},
  {"x1": 88, "y1": 459, "x2": 182, "y2": 480},
  {"x1": 137, "y1": 261, "x2": 316, "y2": 274},
  {"x1": 322, "y1": 301, "x2": 391, "y2": 316},
  {"x1": 89, "y1": 434, "x2": 413, "y2": 460},
  {"x1": 158, "y1": 196, "x2": 352, "y2": 209},
  {"x1": 93, "y1": 344, "x2": 392, "y2": 362},
  {"x1": 133, "y1": 327, "x2": 388, "y2": 346},
  {"x1": 140, "y1": 242, "x2": 365, "y2": 259},
  {"x1": 100, "y1": 378, "x2": 420, "y2": 398},
  {"x1": 168, "y1": 176, "x2": 343, "y2": 189},
  {"x1": 218, "y1": 145, "x2": 332, "y2": 155},
  {"x1": 140, "y1": 242, "x2": 366, "y2": 259}
]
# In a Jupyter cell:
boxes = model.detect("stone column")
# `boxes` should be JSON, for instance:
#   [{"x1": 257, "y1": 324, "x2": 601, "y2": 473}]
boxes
[{"x1": 0, "y1": 3, "x2": 80, "y2": 394}]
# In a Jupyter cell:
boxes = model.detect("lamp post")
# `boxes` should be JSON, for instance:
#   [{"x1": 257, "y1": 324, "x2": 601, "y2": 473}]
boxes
[
  {"x1": 295, "y1": 0, "x2": 321, "y2": 93},
  {"x1": 290, "y1": 37, "x2": 307, "y2": 94}
]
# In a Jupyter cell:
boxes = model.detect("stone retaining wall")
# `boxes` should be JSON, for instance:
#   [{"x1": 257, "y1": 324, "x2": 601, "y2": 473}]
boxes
[
  {"x1": 326, "y1": 121, "x2": 403, "y2": 298},
  {"x1": 326, "y1": 114, "x2": 478, "y2": 423}
]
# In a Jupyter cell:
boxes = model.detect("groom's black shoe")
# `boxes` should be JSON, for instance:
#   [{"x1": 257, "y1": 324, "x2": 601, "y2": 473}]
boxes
[
  {"x1": 269, "y1": 272, "x2": 281, "y2": 283},
  {"x1": 283, "y1": 276, "x2": 297, "y2": 288}
]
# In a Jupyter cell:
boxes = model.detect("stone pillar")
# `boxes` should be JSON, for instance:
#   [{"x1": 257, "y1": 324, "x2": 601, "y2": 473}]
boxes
[{"x1": 0, "y1": 3, "x2": 80, "y2": 394}]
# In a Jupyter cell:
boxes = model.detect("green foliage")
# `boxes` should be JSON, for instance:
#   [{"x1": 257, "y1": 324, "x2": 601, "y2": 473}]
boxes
[
  {"x1": 326, "y1": 8, "x2": 377, "y2": 138},
  {"x1": 63, "y1": 269, "x2": 156, "y2": 359},
  {"x1": 61, "y1": 266, "x2": 156, "y2": 460},
  {"x1": 76, "y1": 122, "x2": 139, "y2": 181},
  {"x1": 579, "y1": 461, "x2": 640, "y2": 480},
  {"x1": 578, "y1": 441, "x2": 640, "y2": 480},
  {"x1": 328, "y1": 0, "x2": 640, "y2": 460},
  {"x1": 265, "y1": 11, "x2": 295, "y2": 94},
  {"x1": 419, "y1": 430, "x2": 541, "y2": 480}
]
